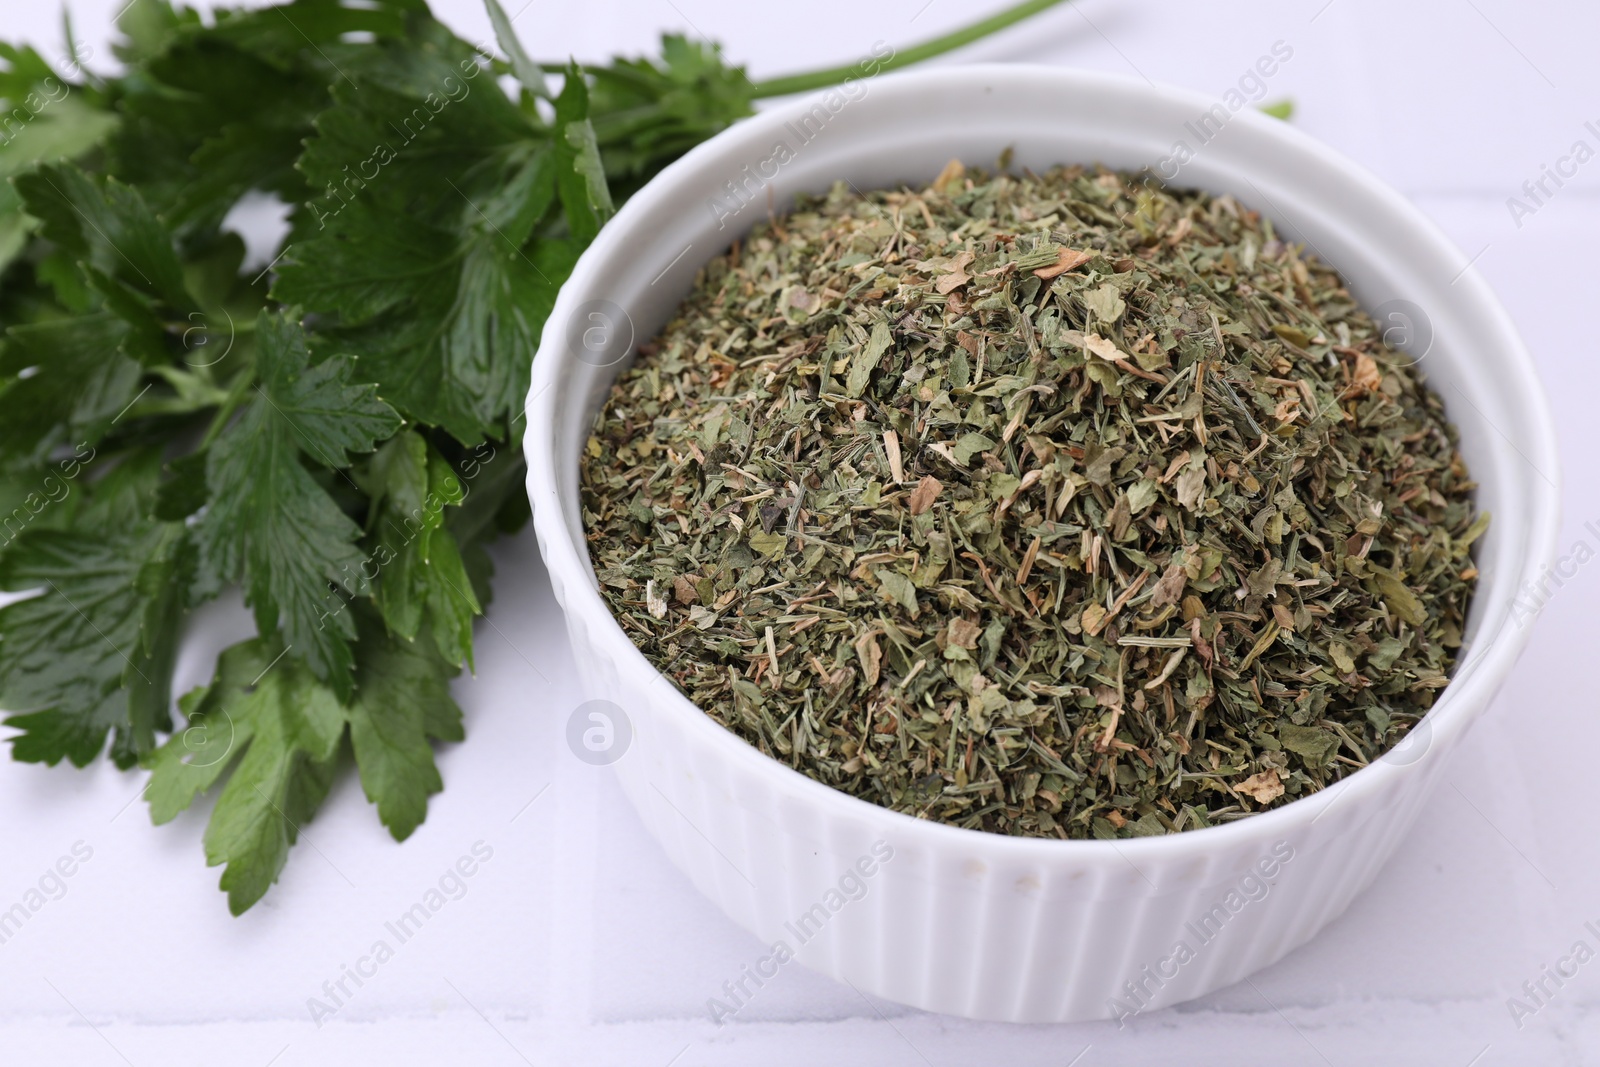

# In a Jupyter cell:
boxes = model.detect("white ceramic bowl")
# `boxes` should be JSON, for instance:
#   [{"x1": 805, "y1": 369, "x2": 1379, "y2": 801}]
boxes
[{"x1": 526, "y1": 65, "x2": 1559, "y2": 1023}]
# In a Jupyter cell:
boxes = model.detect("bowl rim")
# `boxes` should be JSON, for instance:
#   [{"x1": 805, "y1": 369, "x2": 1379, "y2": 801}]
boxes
[{"x1": 526, "y1": 63, "x2": 1562, "y2": 865}]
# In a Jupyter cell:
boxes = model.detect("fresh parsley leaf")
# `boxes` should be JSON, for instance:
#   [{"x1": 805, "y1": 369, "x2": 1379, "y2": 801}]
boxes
[
  {"x1": 347, "y1": 605, "x2": 464, "y2": 841},
  {"x1": 582, "y1": 35, "x2": 756, "y2": 198},
  {"x1": 484, "y1": 0, "x2": 547, "y2": 99},
  {"x1": 13, "y1": 162, "x2": 193, "y2": 315},
  {"x1": 0, "y1": 450, "x2": 190, "y2": 768},
  {"x1": 3, "y1": 163, "x2": 263, "y2": 463},
  {"x1": 147, "y1": 601, "x2": 464, "y2": 908},
  {"x1": 554, "y1": 59, "x2": 613, "y2": 242},
  {"x1": 0, "y1": 42, "x2": 63, "y2": 100},
  {"x1": 0, "y1": 71, "x2": 118, "y2": 278},
  {"x1": 445, "y1": 437, "x2": 528, "y2": 547},
  {"x1": 273, "y1": 18, "x2": 574, "y2": 444},
  {"x1": 0, "y1": 314, "x2": 143, "y2": 469},
  {"x1": 145, "y1": 635, "x2": 345, "y2": 914},
  {"x1": 111, "y1": 0, "x2": 203, "y2": 67},
  {"x1": 195, "y1": 309, "x2": 399, "y2": 698},
  {"x1": 366, "y1": 431, "x2": 480, "y2": 669},
  {"x1": 108, "y1": 0, "x2": 424, "y2": 235},
  {"x1": 3, "y1": 162, "x2": 211, "y2": 463}
]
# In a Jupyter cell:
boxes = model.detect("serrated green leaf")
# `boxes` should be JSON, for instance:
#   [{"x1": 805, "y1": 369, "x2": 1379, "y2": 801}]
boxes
[
  {"x1": 145, "y1": 634, "x2": 347, "y2": 914},
  {"x1": 0, "y1": 465, "x2": 190, "y2": 768},
  {"x1": 347, "y1": 606, "x2": 463, "y2": 841},
  {"x1": 415, "y1": 526, "x2": 480, "y2": 668},
  {"x1": 0, "y1": 97, "x2": 118, "y2": 183},
  {"x1": 143, "y1": 638, "x2": 271, "y2": 823},
  {"x1": 3, "y1": 160, "x2": 210, "y2": 459},
  {"x1": 195, "y1": 310, "x2": 400, "y2": 698},
  {"x1": 13, "y1": 162, "x2": 192, "y2": 311},
  {"x1": 485, "y1": 0, "x2": 547, "y2": 98},
  {"x1": 0, "y1": 41, "x2": 59, "y2": 101},
  {"x1": 113, "y1": 0, "x2": 203, "y2": 66},
  {"x1": 0, "y1": 94, "x2": 119, "y2": 278},
  {"x1": 147, "y1": 603, "x2": 462, "y2": 910},
  {"x1": 292, "y1": 223, "x2": 574, "y2": 445},
  {"x1": 0, "y1": 315, "x2": 142, "y2": 468},
  {"x1": 273, "y1": 25, "x2": 570, "y2": 443},
  {"x1": 554, "y1": 60, "x2": 613, "y2": 242},
  {"x1": 581, "y1": 34, "x2": 755, "y2": 198},
  {"x1": 364, "y1": 430, "x2": 431, "y2": 520},
  {"x1": 153, "y1": 449, "x2": 209, "y2": 521},
  {"x1": 366, "y1": 431, "x2": 480, "y2": 668},
  {"x1": 108, "y1": 0, "x2": 423, "y2": 233}
]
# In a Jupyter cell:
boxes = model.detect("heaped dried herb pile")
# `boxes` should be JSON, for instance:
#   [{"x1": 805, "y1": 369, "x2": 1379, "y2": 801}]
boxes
[{"x1": 582, "y1": 162, "x2": 1486, "y2": 839}]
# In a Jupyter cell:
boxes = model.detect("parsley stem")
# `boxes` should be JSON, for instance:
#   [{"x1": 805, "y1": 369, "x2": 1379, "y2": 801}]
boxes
[
  {"x1": 747, "y1": 0, "x2": 1076, "y2": 99},
  {"x1": 199, "y1": 367, "x2": 257, "y2": 450},
  {"x1": 530, "y1": 0, "x2": 1073, "y2": 98}
]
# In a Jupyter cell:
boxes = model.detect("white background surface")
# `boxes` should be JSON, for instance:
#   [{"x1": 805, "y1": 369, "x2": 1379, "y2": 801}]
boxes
[{"x1": 2, "y1": 0, "x2": 1598, "y2": 1063}]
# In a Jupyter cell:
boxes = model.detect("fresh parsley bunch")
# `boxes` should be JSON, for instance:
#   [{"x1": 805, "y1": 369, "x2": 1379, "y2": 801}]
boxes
[{"x1": 0, "y1": 0, "x2": 1067, "y2": 913}]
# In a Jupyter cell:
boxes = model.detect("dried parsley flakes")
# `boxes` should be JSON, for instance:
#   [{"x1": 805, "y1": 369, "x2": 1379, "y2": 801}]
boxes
[{"x1": 580, "y1": 162, "x2": 1485, "y2": 840}]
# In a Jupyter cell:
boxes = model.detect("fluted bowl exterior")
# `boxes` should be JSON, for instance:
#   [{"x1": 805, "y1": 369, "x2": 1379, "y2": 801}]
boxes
[{"x1": 525, "y1": 65, "x2": 1559, "y2": 1023}]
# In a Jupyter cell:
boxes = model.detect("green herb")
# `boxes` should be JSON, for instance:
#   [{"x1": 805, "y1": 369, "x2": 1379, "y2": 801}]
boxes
[
  {"x1": 582, "y1": 162, "x2": 1484, "y2": 840},
  {"x1": 0, "y1": 0, "x2": 1073, "y2": 912}
]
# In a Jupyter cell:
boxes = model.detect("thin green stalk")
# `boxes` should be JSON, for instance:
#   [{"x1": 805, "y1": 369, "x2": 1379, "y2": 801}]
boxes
[
  {"x1": 748, "y1": 0, "x2": 1075, "y2": 99},
  {"x1": 198, "y1": 366, "x2": 257, "y2": 450}
]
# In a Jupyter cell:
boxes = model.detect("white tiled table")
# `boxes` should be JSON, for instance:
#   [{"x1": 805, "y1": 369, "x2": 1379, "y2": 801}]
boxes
[{"x1": 4, "y1": 1, "x2": 1598, "y2": 1063}]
